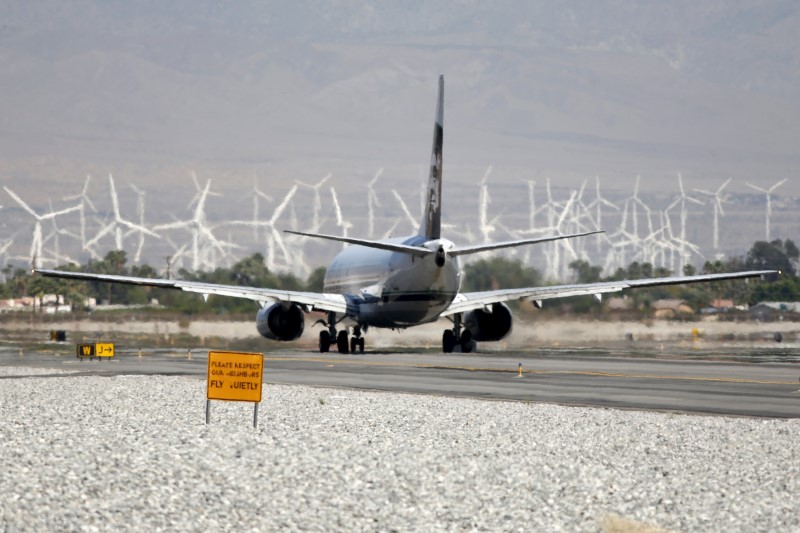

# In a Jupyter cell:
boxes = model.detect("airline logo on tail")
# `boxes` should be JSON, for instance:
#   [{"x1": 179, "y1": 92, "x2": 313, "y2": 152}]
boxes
[{"x1": 422, "y1": 74, "x2": 444, "y2": 240}]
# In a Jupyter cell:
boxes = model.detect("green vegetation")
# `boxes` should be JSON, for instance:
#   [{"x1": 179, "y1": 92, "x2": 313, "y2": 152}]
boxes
[
  {"x1": 1, "y1": 238, "x2": 797, "y2": 317},
  {"x1": 462, "y1": 239, "x2": 799, "y2": 315}
]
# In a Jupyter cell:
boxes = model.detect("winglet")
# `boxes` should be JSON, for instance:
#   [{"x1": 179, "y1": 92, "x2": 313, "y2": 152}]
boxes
[{"x1": 420, "y1": 74, "x2": 444, "y2": 240}]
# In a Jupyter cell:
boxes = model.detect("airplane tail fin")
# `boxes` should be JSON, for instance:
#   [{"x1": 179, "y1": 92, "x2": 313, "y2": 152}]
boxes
[{"x1": 420, "y1": 74, "x2": 444, "y2": 240}]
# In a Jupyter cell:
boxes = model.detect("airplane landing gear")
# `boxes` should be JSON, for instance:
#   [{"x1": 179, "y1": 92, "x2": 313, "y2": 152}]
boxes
[
  {"x1": 442, "y1": 313, "x2": 475, "y2": 353},
  {"x1": 316, "y1": 313, "x2": 367, "y2": 354},
  {"x1": 319, "y1": 331, "x2": 331, "y2": 353},
  {"x1": 459, "y1": 330, "x2": 474, "y2": 353},
  {"x1": 318, "y1": 311, "x2": 346, "y2": 353},
  {"x1": 350, "y1": 325, "x2": 365, "y2": 353},
  {"x1": 336, "y1": 330, "x2": 349, "y2": 353},
  {"x1": 442, "y1": 330, "x2": 456, "y2": 353}
]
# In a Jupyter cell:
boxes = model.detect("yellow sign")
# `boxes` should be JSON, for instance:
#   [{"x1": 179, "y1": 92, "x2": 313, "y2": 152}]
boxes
[
  {"x1": 95, "y1": 343, "x2": 115, "y2": 357},
  {"x1": 77, "y1": 344, "x2": 95, "y2": 357},
  {"x1": 76, "y1": 342, "x2": 115, "y2": 358},
  {"x1": 207, "y1": 351, "x2": 264, "y2": 402}
]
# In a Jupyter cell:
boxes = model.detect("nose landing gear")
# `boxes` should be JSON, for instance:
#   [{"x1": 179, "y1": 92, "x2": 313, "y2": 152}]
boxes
[{"x1": 317, "y1": 312, "x2": 366, "y2": 353}]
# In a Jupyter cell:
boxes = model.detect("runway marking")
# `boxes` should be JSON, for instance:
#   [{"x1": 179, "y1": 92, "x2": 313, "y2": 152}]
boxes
[
  {"x1": 554, "y1": 370, "x2": 797, "y2": 386},
  {"x1": 264, "y1": 355, "x2": 799, "y2": 386}
]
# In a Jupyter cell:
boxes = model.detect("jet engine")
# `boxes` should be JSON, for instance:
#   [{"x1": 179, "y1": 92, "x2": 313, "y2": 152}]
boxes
[
  {"x1": 464, "y1": 302, "x2": 513, "y2": 341},
  {"x1": 256, "y1": 303, "x2": 305, "y2": 341}
]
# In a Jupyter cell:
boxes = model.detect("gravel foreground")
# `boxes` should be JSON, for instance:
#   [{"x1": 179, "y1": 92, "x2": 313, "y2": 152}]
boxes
[{"x1": 0, "y1": 367, "x2": 797, "y2": 532}]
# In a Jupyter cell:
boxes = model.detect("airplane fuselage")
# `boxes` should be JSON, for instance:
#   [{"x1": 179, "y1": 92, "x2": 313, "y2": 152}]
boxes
[{"x1": 323, "y1": 236, "x2": 461, "y2": 328}]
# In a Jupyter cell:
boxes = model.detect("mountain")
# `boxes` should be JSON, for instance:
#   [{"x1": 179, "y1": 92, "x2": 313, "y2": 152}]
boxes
[
  {"x1": 0, "y1": 1, "x2": 798, "y2": 275},
  {"x1": 2, "y1": 1, "x2": 799, "y2": 196}
]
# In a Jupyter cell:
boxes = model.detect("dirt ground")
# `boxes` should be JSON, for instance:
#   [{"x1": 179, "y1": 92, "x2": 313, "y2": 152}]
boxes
[{"x1": 3, "y1": 315, "x2": 796, "y2": 349}]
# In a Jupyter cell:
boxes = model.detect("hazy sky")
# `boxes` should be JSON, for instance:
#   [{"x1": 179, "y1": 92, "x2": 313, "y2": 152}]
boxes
[{"x1": 1, "y1": 1, "x2": 798, "y2": 196}]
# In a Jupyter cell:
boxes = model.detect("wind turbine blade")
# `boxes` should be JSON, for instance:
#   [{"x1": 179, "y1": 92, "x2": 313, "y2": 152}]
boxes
[
  {"x1": 768, "y1": 178, "x2": 788, "y2": 192},
  {"x1": 117, "y1": 219, "x2": 160, "y2": 237},
  {"x1": 109, "y1": 174, "x2": 122, "y2": 219},
  {"x1": 154, "y1": 220, "x2": 191, "y2": 231},
  {"x1": 41, "y1": 204, "x2": 82, "y2": 220},
  {"x1": 392, "y1": 190, "x2": 418, "y2": 229},
  {"x1": 3, "y1": 187, "x2": 39, "y2": 218},
  {"x1": 269, "y1": 185, "x2": 298, "y2": 224},
  {"x1": 368, "y1": 167, "x2": 383, "y2": 187}
]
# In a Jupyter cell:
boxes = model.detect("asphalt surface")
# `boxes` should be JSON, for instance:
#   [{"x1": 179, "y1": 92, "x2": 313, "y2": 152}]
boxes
[{"x1": 2, "y1": 342, "x2": 799, "y2": 418}]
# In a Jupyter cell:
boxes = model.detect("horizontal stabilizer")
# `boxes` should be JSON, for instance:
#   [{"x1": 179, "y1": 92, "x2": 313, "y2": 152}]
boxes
[
  {"x1": 284, "y1": 230, "x2": 432, "y2": 257},
  {"x1": 449, "y1": 230, "x2": 604, "y2": 257}
]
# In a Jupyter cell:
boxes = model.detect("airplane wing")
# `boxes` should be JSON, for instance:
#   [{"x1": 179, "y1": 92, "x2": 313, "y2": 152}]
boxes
[
  {"x1": 441, "y1": 270, "x2": 779, "y2": 317},
  {"x1": 34, "y1": 269, "x2": 349, "y2": 314}
]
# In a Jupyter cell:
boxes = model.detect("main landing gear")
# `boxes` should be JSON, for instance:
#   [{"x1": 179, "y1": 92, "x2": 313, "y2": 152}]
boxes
[
  {"x1": 318, "y1": 312, "x2": 365, "y2": 354},
  {"x1": 442, "y1": 313, "x2": 475, "y2": 353}
]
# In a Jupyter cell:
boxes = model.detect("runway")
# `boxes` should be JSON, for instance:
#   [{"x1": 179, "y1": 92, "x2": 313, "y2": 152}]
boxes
[{"x1": 2, "y1": 343, "x2": 798, "y2": 418}]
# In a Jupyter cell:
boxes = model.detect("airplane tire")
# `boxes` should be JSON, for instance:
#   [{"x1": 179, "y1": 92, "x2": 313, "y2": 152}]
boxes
[
  {"x1": 350, "y1": 337, "x2": 357, "y2": 353},
  {"x1": 442, "y1": 330, "x2": 456, "y2": 353},
  {"x1": 337, "y1": 331, "x2": 349, "y2": 354},
  {"x1": 460, "y1": 330, "x2": 474, "y2": 353},
  {"x1": 319, "y1": 331, "x2": 331, "y2": 353},
  {"x1": 357, "y1": 337, "x2": 365, "y2": 353}
]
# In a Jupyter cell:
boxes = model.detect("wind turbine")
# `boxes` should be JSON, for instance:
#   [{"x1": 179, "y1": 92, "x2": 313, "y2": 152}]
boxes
[
  {"x1": 329, "y1": 186, "x2": 353, "y2": 248},
  {"x1": 188, "y1": 170, "x2": 222, "y2": 211},
  {"x1": 126, "y1": 183, "x2": 160, "y2": 263},
  {"x1": 295, "y1": 174, "x2": 331, "y2": 238},
  {"x1": 585, "y1": 175, "x2": 619, "y2": 256},
  {"x1": 42, "y1": 199, "x2": 81, "y2": 265},
  {"x1": 666, "y1": 173, "x2": 704, "y2": 269},
  {"x1": 478, "y1": 166, "x2": 495, "y2": 244},
  {"x1": 225, "y1": 184, "x2": 299, "y2": 271},
  {"x1": 605, "y1": 176, "x2": 650, "y2": 270},
  {"x1": 3, "y1": 187, "x2": 81, "y2": 268},
  {"x1": 366, "y1": 168, "x2": 383, "y2": 238},
  {"x1": 62, "y1": 174, "x2": 98, "y2": 251},
  {"x1": 694, "y1": 178, "x2": 731, "y2": 252},
  {"x1": 154, "y1": 178, "x2": 225, "y2": 272},
  {"x1": 264, "y1": 184, "x2": 299, "y2": 269},
  {"x1": 551, "y1": 191, "x2": 580, "y2": 280},
  {"x1": 746, "y1": 179, "x2": 787, "y2": 241},
  {"x1": 241, "y1": 176, "x2": 273, "y2": 241},
  {"x1": 85, "y1": 175, "x2": 160, "y2": 254}
]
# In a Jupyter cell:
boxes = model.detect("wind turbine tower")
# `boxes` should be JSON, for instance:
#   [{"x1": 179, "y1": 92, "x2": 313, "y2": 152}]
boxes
[
  {"x1": 666, "y1": 173, "x2": 704, "y2": 269},
  {"x1": 366, "y1": 168, "x2": 383, "y2": 238},
  {"x1": 694, "y1": 178, "x2": 731, "y2": 252},
  {"x1": 746, "y1": 179, "x2": 787, "y2": 241}
]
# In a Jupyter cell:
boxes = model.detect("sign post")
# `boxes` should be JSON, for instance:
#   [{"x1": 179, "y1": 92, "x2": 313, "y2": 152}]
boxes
[{"x1": 206, "y1": 351, "x2": 264, "y2": 428}]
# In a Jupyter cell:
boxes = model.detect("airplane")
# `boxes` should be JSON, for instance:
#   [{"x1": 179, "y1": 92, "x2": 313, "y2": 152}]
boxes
[{"x1": 36, "y1": 75, "x2": 778, "y2": 354}]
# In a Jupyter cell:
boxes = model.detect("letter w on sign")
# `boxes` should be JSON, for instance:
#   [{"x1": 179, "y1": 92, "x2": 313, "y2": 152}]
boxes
[{"x1": 77, "y1": 344, "x2": 95, "y2": 357}]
